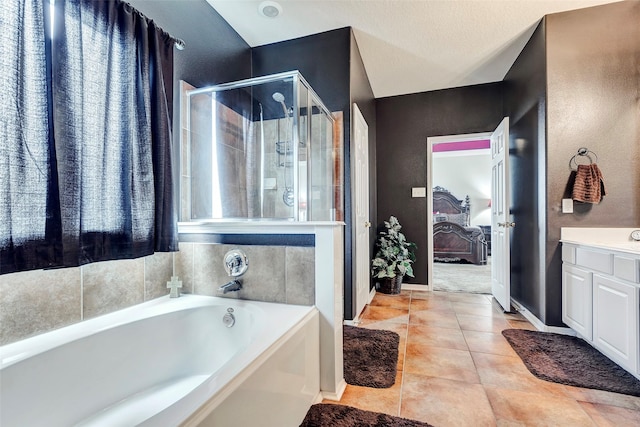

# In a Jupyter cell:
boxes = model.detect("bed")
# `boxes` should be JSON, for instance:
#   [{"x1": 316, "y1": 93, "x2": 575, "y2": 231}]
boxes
[{"x1": 432, "y1": 186, "x2": 487, "y2": 265}]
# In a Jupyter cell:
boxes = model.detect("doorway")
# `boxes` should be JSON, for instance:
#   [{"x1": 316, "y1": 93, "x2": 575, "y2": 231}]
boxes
[{"x1": 427, "y1": 133, "x2": 492, "y2": 293}]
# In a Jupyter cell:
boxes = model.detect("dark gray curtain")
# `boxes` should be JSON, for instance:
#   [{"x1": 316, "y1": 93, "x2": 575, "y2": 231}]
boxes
[
  {"x1": 0, "y1": 0, "x2": 61, "y2": 274},
  {"x1": 52, "y1": 0, "x2": 177, "y2": 266},
  {"x1": 1, "y1": 0, "x2": 177, "y2": 274}
]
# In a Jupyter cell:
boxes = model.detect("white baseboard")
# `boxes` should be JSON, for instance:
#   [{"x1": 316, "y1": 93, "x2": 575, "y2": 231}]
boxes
[
  {"x1": 312, "y1": 391, "x2": 324, "y2": 404},
  {"x1": 344, "y1": 288, "x2": 378, "y2": 326},
  {"x1": 321, "y1": 378, "x2": 346, "y2": 401},
  {"x1": 401, "y1": 283, "x2": 431, "y2": 291},
  {"x1": 368, "y1": 287, "x2": 376, "y2": 304},
  {"x1": 510, "y1": 299, "x2": 575, "y2": 335}
]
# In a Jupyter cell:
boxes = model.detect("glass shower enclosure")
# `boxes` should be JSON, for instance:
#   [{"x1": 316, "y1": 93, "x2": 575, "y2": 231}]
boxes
[{"x1": 181, "y1": 71, "x2": 342, "y2": 222}]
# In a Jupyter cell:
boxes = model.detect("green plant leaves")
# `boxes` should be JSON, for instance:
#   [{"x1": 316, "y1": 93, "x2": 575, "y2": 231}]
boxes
[{"x1": 371, "y1": 216, "x2": 416, "y2": 279}]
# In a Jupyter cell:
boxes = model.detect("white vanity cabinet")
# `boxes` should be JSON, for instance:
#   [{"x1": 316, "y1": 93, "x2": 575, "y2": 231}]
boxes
[
  {"x1": 592, "y1": 274, "x2": 638, "y2": 374},
  {"x1": 562, "y1": 263, "x2": 593, "y2": 341},
  {"x1": 561, "y1": 239, "x2": 640, "y2": 379}
]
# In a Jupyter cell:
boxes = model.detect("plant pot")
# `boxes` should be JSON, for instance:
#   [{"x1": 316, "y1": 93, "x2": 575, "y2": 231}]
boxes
[{"x1": 378, "y1": 275, "x2": 403, "y2": 295}]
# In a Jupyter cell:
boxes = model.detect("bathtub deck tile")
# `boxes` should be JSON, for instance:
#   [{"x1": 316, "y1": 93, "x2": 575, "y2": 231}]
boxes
[
  {"x1": 0, "y1": 267, "x2": 82, "y2": 345},
  {"x1": 82, "y1": 258, "x2": 145, "y2": 319}
]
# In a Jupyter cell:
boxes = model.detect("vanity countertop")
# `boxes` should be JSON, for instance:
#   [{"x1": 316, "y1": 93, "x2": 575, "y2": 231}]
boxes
[{"x1": 560, "y1": 227, "x2": 640, "y2": 255}]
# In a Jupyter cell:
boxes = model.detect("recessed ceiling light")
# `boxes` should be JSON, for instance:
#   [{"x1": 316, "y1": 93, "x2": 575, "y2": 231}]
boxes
[{"x1": 258, "y1": 1, "x2": 282, "y2": 18}]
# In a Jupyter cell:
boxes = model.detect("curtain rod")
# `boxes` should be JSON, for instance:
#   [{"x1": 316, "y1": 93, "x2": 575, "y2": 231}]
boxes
[{"x1": 121, "y1": 1, "x2": 185, "y2": 50}]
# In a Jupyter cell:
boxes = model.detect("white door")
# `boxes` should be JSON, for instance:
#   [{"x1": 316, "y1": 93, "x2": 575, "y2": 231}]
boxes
[
  {"x1": 353, "y1": 103, "x2": 371, "y2": 319},
  {"x1": 491, "y1": 117, "x2": 512, "y2": 312}
]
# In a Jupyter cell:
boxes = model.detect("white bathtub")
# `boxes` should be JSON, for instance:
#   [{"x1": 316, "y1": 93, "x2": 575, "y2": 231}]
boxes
[{"x1": 0, "y1": 295, "x2": 320, "y2": 426}]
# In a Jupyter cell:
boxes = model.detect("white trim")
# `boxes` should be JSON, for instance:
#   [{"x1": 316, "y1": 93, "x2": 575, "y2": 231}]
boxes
[
  {"x1": 426, "y1": 132, "x2": 492, "y2": 291},
  {"x1": 321, "y1": 378, "x2": 346, "y2": 402},
  {"x1": 344, "y1": 287, "x2": 376, "y2": 326},
  {"x1": 510, "y1": 299, "x2": 576, "y2": 335},
  {"x1": 401, "y1": 283, "x2": 430, "y2": 291},
  {"x1": 433, "y1": 148, "x2": 490, "y2": 158},
  {"x1": 368, "y1": 287, "x2": 376, "y2": 304}
]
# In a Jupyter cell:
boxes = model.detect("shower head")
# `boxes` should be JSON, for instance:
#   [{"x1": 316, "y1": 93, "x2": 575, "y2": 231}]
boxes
[{"x1": 272, "y1": 92, "x2": 289, "y2": 118}]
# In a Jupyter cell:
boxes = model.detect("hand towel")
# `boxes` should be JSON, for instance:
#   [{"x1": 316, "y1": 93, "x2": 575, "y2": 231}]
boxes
[{"x1": 572, "y1": 164, "x2": 606, "y2": 204}]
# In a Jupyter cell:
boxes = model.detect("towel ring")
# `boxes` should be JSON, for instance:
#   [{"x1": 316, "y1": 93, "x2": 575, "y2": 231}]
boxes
[{"x1": 569, "y1": 147, "x2": 598, "y2": 170}]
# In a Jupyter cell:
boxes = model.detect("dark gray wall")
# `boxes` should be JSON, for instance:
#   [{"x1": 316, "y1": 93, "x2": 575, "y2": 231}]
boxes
[
  {"x1": 503, "y1": 20, "x2": 546, "y2": 321},
  {"x1": 252, "y1": 28, "x2": 351, "y2": 112},
  {"x1": 129, "y1": 0, "x2": 251, "y2": 88},
  {"x1": 375, "y1": 83, "x2": 504, "y2": 286},
  {"x1": 128, "y1": 0, "x2": 251, "y2": 127},
  {"x1": 504, "y1": 1, "x2": 640, "y2": 327},
  {"x1": 544, "y1": 1, "x2": 640, "y2": 325},
  {"x1": 252, "y1": 28, "x2": 377, "y2": 320}
]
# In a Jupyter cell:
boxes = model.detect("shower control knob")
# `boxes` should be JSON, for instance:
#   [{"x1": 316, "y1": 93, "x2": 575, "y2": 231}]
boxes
[{"x1": 224, "y1": 249, "x2": 248, "y2": 277}]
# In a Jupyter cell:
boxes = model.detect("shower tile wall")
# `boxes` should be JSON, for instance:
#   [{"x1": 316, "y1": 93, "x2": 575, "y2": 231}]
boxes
[
  {"x1": 310, "y1": 111, "x2": 334, "y2": 220},
  {"x1": 185, "y1": 90, "x2": 261, "y2": 220},
  {"x1": 0, "y1": 267, "x2": 82, "y2": 346},
  {"x1": 215, "y1": 102, "x2": 249, "y2": 218},
  {"x1": 263, "y1": 118, "x2": 296, "y2": 219},
  {"x1": 82, "y1": 258, "x2": 145, "y2": 319},
  {"x1": 0, "y1": 245, "x2": 315, "y2": 346},
  {"x1": 175, "y1": 242, "x2": 314, "y2": 304}
]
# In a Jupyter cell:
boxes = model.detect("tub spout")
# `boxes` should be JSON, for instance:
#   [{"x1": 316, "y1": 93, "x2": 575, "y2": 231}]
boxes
[{"x1": 218, "y1": 279, "x2": 242, "y2": 294}]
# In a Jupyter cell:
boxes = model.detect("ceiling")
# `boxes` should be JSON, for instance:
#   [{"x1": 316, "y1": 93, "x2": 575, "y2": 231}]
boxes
[{"x1": 206, "y1": 0, "x2": 618, "y2": 98}]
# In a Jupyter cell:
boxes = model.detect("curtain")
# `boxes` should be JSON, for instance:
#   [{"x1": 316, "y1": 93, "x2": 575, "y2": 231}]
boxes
[
  {"x1": 0, "y1": 0, "x2": 61, "y2": 274},
  {"x1": 0, "y1": 0, "x2": 177, "y2": 274},
  {"x1": 52, "y1": 0, "x2": 177, "y2": 266}
]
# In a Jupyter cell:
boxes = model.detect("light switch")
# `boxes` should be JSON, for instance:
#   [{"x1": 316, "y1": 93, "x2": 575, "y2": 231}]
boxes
[
  {"x1": 562, "y1": 198, "x2": 574, "y2": 213},
  {"x1": 412, "y1": 187, "x2": 426, "y2": 198}
]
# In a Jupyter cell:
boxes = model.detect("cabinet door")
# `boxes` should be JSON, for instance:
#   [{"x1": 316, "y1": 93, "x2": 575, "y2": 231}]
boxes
[
  {"x1": 562, "y1": 264, "x2": 593, "y2": 340},
  {"x1": 593, "y1": 274, "x2": 638, "y2": 373}
]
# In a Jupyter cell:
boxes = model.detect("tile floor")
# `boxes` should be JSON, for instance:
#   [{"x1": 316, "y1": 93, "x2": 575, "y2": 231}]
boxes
[{"x1": 326, "y1": 290, "x2": 640, "y2": 426}]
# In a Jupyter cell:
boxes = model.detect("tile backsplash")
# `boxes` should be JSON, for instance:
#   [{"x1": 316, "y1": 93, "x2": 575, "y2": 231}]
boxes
[{"x1": 0, "y1": 242, "x2": 315, "y2": 346}]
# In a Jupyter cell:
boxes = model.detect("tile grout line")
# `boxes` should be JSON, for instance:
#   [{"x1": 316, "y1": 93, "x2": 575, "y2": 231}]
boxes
[{"x1": 396, "y1": 290, "x2": 413, "y2": 418}]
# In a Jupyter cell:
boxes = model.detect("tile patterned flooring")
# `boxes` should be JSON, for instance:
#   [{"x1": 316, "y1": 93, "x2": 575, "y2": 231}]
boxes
[{"x1": 326, "y1": 290, "x2": 640, "y2": 426}]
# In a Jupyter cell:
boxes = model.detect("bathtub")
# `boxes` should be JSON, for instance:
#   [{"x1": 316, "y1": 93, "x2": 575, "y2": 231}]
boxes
[{"x1": 0, "y1": 295, "x2": 320, "y2": 426}]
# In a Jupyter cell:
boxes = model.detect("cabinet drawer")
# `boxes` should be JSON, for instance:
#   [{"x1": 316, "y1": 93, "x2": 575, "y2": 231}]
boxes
[
  {"x1": 576, "y1": 248, "x2": 613, "y2": 274},
  {"x1": 614, "y1": 256, "x2": 640, "y2": 283},
  {"x1": 562, "y1": 245, "x2": 576, "y2": 264}
]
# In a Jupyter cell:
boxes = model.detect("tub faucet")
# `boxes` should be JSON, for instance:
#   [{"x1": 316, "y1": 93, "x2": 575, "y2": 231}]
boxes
[{"x1": 218, "y1": 279, "x2": 242, "y2": 294}]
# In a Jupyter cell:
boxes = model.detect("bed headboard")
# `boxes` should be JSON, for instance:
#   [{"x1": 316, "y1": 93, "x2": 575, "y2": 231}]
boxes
[{"x1": 433, "y1": 186, "x2": 470, "y2": 226}]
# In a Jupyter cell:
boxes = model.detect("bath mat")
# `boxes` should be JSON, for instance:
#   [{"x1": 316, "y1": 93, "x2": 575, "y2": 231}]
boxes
[
  {"x1": 300, "y1": 404, "x2": 434, "y2": 427},
  {"x1": 502, "y1": 329, "x2": 640, "y2": 396},
  {"x1": 343, "y1": 325, "x2": 399, "y2": 388}
]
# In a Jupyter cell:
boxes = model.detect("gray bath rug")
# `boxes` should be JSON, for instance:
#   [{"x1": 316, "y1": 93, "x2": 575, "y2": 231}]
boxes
[
  {"x1": 502, "y1": 329, "x2": 640, "y2": 396},
  {"x1": 300, "y1": 404, "x2": 434, "y2": 427},
  {"x1": 343, "y1": 325, "x2": 399, "y2": 388}
]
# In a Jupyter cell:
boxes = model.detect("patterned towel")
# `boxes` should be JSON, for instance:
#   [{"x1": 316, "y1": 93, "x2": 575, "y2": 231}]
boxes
[{"x1": 572, "y1": 164, "x2": 606, "y2": 203}]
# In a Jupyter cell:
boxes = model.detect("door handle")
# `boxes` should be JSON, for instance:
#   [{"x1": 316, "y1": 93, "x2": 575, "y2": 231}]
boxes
[
  {"x1": 364, "y1": 221, "x2": 371, "y2": 228},
  {"x1": 498, "y1": 222, "x2": 515, "y2": 228}
]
